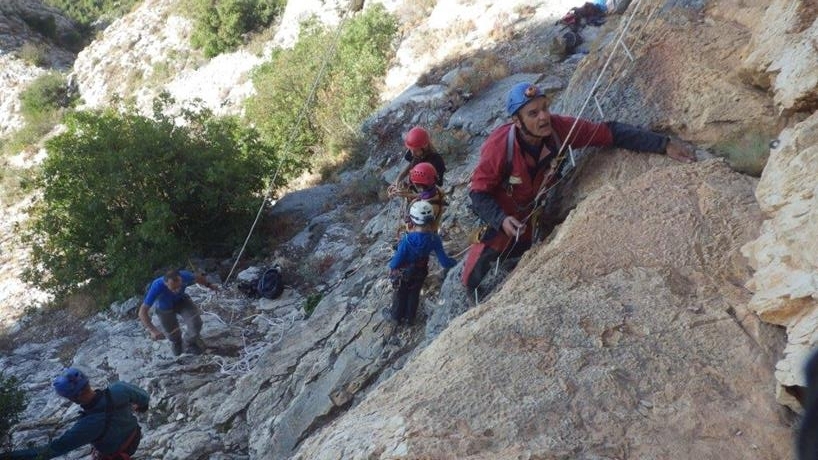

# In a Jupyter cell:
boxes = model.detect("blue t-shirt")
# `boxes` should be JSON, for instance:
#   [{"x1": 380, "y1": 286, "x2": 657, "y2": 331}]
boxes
[
  {"x1": 143, "y1": 270, "x2": 195, "y2": 311},
  {"x1": 389, "y1": 231, "x2": 457, "y2": 270}
]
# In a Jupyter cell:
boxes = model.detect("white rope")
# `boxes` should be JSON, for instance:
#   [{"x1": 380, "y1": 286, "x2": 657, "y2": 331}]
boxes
[
  {"x1": 224, "y1": 14, "x2": 351, "y2": 286},
  {"x1": 531, "y1": 0, "x2": 648, "y2": 210},
  {"x1": 474, "y1": 0, "x2": 651, "y2": 298},
  {"x1": 199, "y1": 295, "x2": 305, "y2": 376},
  {"x1": 211, "y1": 341, "x2": 269, "y2": 375}
]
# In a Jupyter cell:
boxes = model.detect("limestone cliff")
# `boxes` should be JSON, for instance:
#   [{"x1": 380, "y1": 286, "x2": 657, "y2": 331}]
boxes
[{"x1": 0, "y1": 0, "x2": 817, "y2": 458}]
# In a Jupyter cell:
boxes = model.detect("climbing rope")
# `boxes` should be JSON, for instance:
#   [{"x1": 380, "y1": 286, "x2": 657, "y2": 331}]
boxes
[
  {"x1": 473, "y1": 0, "x2": 653, "y2": 300},
  {"x1": 198, "y1": 291, "x2": 304, "y2": 375},
  {"x1": 531, "y1": 0, "x2": 648, "y2": 212},
  {"x1": 223, "y1": 13, "x2": 351, "y2": 287}
]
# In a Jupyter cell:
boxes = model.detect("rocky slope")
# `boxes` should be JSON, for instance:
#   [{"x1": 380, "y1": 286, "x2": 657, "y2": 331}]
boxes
[
  {"x1": 1, "y1": 0, "x2": 817, "y2": 458},
  {"x1": 0, "y1": 0, "x2": 77, "y2": 136}
]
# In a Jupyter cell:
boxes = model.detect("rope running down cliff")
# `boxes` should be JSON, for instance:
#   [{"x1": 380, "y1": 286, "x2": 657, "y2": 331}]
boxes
[
  {"x1": 475, "y1": 0, "x2": 655, "y2": 300},
  {"x1": 223, "y1": 14, "x2": 350, "y2": 286}
]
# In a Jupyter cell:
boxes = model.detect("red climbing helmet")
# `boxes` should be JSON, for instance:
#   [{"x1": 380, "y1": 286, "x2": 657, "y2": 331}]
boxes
[
  {"x1": 409, "y1": 162, "x2": 437, "y2": 187},
  {"x1": 404, "y1": 127, "x2": 430, "y2": 150}
]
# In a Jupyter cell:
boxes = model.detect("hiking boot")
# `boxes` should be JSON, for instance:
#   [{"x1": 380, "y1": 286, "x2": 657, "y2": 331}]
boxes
[
  {"x1": 381, "y1": 307, "x2": 397, "y2": 324},
  {"x1": 170, "y1": 341, "x2": 183, "y2": 357},
  {"x1": 185, "y1": 341, "x2": 204, "y2": 355},
  {"x1": 387, "y1": 335, "x2": 403, "y2": 347}
]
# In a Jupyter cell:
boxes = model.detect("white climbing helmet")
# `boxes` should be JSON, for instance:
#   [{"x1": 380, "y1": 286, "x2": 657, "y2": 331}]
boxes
[{"x1": 409, "y1": 200, "x2": 435, "y2": 226}]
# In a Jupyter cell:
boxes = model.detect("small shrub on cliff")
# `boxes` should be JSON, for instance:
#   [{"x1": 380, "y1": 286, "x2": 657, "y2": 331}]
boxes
[
  {"x1": 245, "y1": 5, "x2": 397, "y2": 168},
  {"x1": 43, "y1": 0, "x2": 139, "y2": 47},
  {"x1": 303, "y1": 292, "x2": 322, "y2": 318},
  {"x1": 2, "y1": 71, "x2": 76, "y2": 158},
  {"x1": 18, "y1": 43, "x2": 49, "y2": 68},
  {"x1": 43, "y1": 0, "x2": 138, "y2": 28},
  {"x1": 21, "y1": 94, "x2": 289, "y2": 302},
  {"x1": 188, "y1": 0, "x2": 286, "y2": 58},
  {"x1": 0, "y1": 373, "x2": 27, "y2": 446},
  {"x1": 712, "y1": 131, "x2": 771, "y2": 177},
  {"x1": 20, "y1": 72, "x2": 74, "y2": 121}
]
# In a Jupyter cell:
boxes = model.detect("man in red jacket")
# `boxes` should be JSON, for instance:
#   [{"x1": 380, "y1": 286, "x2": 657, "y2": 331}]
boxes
[{"x1": 461, "y1": 81, "x2": 696, "y2": 297}]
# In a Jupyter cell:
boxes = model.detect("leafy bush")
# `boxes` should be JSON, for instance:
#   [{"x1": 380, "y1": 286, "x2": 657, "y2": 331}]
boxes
[
  {"x1": 189, "y1": 0, "x2": 286, "y2": 57},
  {"x1": 20, "y1": 72, "x2": 74, "y2": 122},
  {"x1": 0, "y1": 373, "x2": 27, "y2": 446},
  {"x1": 2, "y1": 72, "x2": 76, "y2": 158},
  {"x1": 446, "y1": 52, "x2": 509, "y2": 95},
  {"x1": 21, "y1": 95, "x2": 293, "y2": 302},
  {"x1": 303, "y1": 293, "x2": 322, "y2": 317},
  {"x1": 43, "y1": 0, "x2": 139, "y2": 28},
  {"x1": 18, "y1": 43, "x2": 48, "y2": 68},
  {"x1": 245, "y1": 5, "x2": 397, "y2": 170}
]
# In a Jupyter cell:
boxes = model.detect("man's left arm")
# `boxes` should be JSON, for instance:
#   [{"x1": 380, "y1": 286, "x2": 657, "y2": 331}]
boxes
[
  {"x1": 607, "y1": 121, "x2": 696, "y2": 163},
  {"x1": 5, "y1": 416, "x2": 105, "y2": 459},
  {"x1": 45, "y1": 416, "x2": 106, "y2": 457}
]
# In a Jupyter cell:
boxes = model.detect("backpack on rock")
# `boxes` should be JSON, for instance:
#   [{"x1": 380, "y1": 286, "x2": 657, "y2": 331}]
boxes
[{"x1": 237, "y1": 266, "x2": 284, "y2": 299}]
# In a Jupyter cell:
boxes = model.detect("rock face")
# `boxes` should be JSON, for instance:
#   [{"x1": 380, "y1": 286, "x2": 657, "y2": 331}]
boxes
[
  {"x1": 0, "y1": 0, "x2": 78, "y2": 136},
  {"x1": 1, "y1": 0, "x2": 817, "y2": 458},
  {"x1": 292, "y1": 158, "x2": 792, "y2": 459},
  {"x1": 70, "y1": 0, "x2": 263, "y2": 118},
  {"x1": 737, "y1": 0, "x2": 818, "y2": 411},
  {"x1": 741, "y1": 0, "x2": 818, "y2": 113},
  {"x1": 742, "y1": 113, "x2": 818, "y2": 409}
]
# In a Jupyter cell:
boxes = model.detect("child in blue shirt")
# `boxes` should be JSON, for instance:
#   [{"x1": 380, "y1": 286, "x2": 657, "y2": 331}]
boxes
[{"x1": 386, "y1": 200, "x2": 457, "y2": 326}]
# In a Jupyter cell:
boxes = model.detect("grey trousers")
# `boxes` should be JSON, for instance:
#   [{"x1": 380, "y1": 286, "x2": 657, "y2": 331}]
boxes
[{"x1": 154, "y1": 294, "x2": 202, "y2": 346}]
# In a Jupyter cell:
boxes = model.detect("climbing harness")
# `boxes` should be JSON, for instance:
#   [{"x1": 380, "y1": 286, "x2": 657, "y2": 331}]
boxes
[{"x1": 87, "y1": 390, "x2": 142, "y2": 460}]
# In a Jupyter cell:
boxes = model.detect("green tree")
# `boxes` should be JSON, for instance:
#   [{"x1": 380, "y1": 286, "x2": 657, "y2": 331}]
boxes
[
  {"x1": 22, "y1": 95, "x2": 291, "y2": 302},
  {"x1": 245, "y1": 21, "x2": 327, "y2": 164},
  {"x1": 189, "y1": 0, "x2": 285, "y2": 57},
  {"x1": 0, "y1": 373, "x2": 27, "y2": 446},
  {"x1": 20, "y1": 71, "x2": 74, "y2": 123},
  {"x1": 244, "y1": 6, "x2": 397, "y2": 166},
  {"x1": 316, "y1": 4, "x2": 398, "y2": 152}
]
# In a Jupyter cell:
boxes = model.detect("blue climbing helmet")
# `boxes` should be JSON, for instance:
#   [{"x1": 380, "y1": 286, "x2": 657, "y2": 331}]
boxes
[
  {"x1": 53, "y1": 367, "x2": 89, "y2": 399},
  {"x1": 506, "y1": 82, "x2": 547, "y2": 116}
]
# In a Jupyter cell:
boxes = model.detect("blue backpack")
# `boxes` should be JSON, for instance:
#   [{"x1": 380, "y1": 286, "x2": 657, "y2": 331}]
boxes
[{"x1": 256, "y1": 266, "x2": 283, "y2": 299}]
